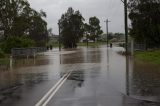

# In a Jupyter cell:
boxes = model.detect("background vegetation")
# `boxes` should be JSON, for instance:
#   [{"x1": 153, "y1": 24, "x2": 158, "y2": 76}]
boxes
[
  {"x1": 0, "y1": 0, "x2": 48, "y2": 53},
  {"x1": 128, "y1": 0, "x2": 160, "y2": 49},
  {"x1": 135, "y1": 51, "x2": 160, "y2": 64},
  {"x1": 58, "y1": 7, "x2": 103, "y2": 48}
]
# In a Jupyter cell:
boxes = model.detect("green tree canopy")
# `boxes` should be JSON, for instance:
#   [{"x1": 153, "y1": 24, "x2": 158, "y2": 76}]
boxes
[
  {"x1": 59, "y1": 7, "x2": 84, "y2": 48},
  {"x1": 28, "y1": 10, "x2": 48, "y2": 46},
  {"x1": 0, "y1": 0, "x2": 48, "y2": 47},
  {"x1": 128, "y1": 0, "x2": 160, "y2": 48},
  {"x1": 0, "y1": 0, "x2": 31, "y2": 38},
  {"x1": 88, "y1": 16, "x2": 103, "y2": 42}
]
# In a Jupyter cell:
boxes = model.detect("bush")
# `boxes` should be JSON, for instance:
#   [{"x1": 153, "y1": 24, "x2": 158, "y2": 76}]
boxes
[
  {"x1": 119, "y1": 43, "x2": 125, "y2": 47},
  {"x1": 0, "y1": 49, "x2": 5, "y2": 58},
  {"x1": 0, "y1": 36, "x2": 35, "y2": 53}
]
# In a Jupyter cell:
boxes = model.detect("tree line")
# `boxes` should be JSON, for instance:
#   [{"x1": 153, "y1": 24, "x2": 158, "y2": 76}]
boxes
[
  {"x1": 128, "y1": 0, "x2": 160, "y2": 49},
  {"x1": 0, "y1": 0, "x2": 48, "y2": 53},
  {"x1": 58, "y1": 7, "x2": 103, "y2": 48},
  {"x1": 1, "y1": 0, "x2": 159, "y2": 52},
  {"x1": 0, "y1": 1, "x2": 104, "y2": 52}
]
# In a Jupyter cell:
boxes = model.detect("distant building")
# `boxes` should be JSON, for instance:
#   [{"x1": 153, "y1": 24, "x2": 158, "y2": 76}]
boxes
[{"x1": 80, "y1": 36, "x2": 94, "y2": 43}]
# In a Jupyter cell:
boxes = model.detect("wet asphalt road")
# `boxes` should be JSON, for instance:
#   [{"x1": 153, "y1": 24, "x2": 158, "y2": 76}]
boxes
[{"x1": 0, "y1": 46, "x2": 160, "y2": 106}]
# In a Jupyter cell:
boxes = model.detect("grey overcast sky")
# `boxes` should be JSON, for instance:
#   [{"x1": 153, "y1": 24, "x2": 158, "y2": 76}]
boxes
[{"x1": 27, "y1": 0, "x2": 125, "y2": 35}]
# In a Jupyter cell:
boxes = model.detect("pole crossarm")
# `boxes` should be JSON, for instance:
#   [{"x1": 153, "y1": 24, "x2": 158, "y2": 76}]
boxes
[
  {"x1": 121, "y1": 0, "x2": 124, "y2": 3},
  {"x1": 121, "y1": 0, "x2": 129, "y2": 8},
  {"x1": 104, "y1": 20, "x2": 111, "y2": 23}
]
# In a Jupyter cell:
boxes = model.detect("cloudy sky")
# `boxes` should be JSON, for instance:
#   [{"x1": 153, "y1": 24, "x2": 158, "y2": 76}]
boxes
[{"x1": 27, "y1": 0, "x2": 125, "y2": 35}]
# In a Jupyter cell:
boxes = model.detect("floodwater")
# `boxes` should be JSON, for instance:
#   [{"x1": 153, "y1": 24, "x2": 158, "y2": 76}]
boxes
[{"x1": 0, "y1": 46, "x2": 160, "y2": 106}]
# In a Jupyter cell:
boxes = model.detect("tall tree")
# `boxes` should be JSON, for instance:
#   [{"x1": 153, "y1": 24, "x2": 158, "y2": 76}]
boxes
[
  {"x1": 0, "y1": 0, "x2": 31, "y2": 38},
  {"x1": 28, "y1": 10, "x2": 48, "y2": 46},
  {"x1": 84, "y1": 23, "x2": 91, "y2": 42},
  {"x1": 89, "y1": 16, "x2": 103, "y2": 42},
  {"x1": 128, "y1": 0, "x2": 160, "y2": 48},
  {"x1": 59, "y1": 7, "x2": 84, "y2": 48},
  {"x1": 0, "y1": 0, "x2": 48, "y2": 46}
]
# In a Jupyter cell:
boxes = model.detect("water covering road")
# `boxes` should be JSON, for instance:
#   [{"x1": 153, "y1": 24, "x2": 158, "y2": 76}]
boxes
[{"x1": 0, "y1": 46, "x2": 160, "y2": 106}]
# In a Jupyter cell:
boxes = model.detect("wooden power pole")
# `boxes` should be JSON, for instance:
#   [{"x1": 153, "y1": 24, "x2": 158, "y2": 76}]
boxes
[
  {"x1": 105, "y1": 19, "x2": 110, "y2": 46},
  {"x1": 58, "y1": 22, "x2": 61, "y2": 51},
  {"x1": 121, "y1": 0, "x2": 128, "y2": 54},
  {"x1": 124, "y1": 0, "x2": 128, "y2": 54}
]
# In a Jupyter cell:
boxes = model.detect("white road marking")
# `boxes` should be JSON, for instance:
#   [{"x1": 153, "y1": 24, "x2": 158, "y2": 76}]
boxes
[
  {"x1": 35, "y1": 72, "x2": 70, "y2": 106},
  {"x1": 42, "y1": 72, "x2": 71, "y2": 106}
]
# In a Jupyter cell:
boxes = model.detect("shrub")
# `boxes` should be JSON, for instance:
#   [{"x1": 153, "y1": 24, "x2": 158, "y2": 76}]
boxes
[
  {"x1": 0, "y1": 49, "x2": 5, "y2": 58},
  {"x1": 119, "y1": 43, "x2": 125, "y2": 47},
  {"x1": 0, "y1": 36, "x2": 35, "y2": 53}
]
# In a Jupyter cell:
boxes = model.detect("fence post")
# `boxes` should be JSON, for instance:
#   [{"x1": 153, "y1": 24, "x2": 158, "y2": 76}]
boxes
[{"x1": 131, "y1": 38, "x2": 134, "y2": 56}]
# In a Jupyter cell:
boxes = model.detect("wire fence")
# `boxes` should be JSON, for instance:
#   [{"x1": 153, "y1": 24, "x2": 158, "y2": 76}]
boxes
[{"x1": 11, "y1": 47, "x2": 47, "y2": 58}]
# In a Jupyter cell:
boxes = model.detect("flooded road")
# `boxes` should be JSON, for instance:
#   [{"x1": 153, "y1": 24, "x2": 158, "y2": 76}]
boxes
[{"x1": 0, "y1": 46, "x2": 160, "y2": 106}]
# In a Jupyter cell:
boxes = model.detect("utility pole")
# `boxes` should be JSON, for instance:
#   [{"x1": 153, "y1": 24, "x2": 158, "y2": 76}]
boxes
[
  {"x1": 121, "y1": 0, "x2": 129, "y2": 95},
  {"x1": 121, "y1": 0, "x2": 128, "y2": 54},
  {"x1": 58, "y1": 22, "x2": 61, "y2": 51},
  {"x1": 124, "y1": 0, "x2": 128, "y2": 54},
  {"x1": 104, "y1": 19, "x2": 110, "y2": 46}
]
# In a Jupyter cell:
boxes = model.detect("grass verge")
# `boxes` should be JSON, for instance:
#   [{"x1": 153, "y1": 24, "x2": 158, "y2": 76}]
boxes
[
  {"x1": 0, "y1": 58, "x2": 10, "y2": 65},
  {"x1": 135, "y1": 50, "x2": 160, "y2": 64},
  {"x1": 77, "y1": 42, "x2": 107, "y2": 47}
]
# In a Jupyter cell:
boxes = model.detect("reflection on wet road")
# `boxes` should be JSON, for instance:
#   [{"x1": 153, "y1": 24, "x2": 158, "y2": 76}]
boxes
[{"x1": 0, "y1": 46, "x2": 160, "y2": 106}]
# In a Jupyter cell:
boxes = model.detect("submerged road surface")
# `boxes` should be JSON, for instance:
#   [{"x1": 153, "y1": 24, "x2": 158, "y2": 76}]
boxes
[{"x1": 0, "y1": 46, "x2": 160, "y2": 106}]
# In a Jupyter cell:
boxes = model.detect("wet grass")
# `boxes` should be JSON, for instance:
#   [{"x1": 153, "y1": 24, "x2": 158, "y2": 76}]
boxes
[
  {"x1": 135, "y1": 50, "x2": 160, "y2": 64},
  {"x1": 52, "y1": 43, "x2": 60, "y2": 47},
  {"x1": 77, "y1": 42, "x2": 107, "y2": 47},
  {"x1": 0, "y1": 53, "x2": 10, "y2": 65},
  {"x1": 0, "y1": 58, "x2": 10, "y2": 65},
  {"x1": 49, "y1": 42, "x2": 107, "y2": 48}
]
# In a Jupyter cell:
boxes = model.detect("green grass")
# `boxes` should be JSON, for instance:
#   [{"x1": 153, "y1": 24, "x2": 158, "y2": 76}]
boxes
[
  {"x1": 49, "y1": 42, "x2": 107, "y2": 48},
  {"x1": 135, "y1": 50, "x2": 160, "y2": 64},
  {"x1": 0, "y1": 51, "x2": 10, "y2": 65},
  {"x1": 0, "y1": 58, "x2": 10, "y2": 65},
  {"x1": 77, "y1": 42, "x2": 107, "y2": 47},
  {"x1": 52, "y1": 43, "x2": 60, "y2": 47}
]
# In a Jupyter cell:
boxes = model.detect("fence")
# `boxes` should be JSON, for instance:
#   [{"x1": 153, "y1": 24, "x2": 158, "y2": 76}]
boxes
[
  {"x1": 128, "y1": 43, "x2": 145, "y2": 51},
  {"x1": 11, "y1": 47, "x2": 47, "y2": 58},
  {"x1": 134, "y1": 44, "x2": 146, "y2": 51}
]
